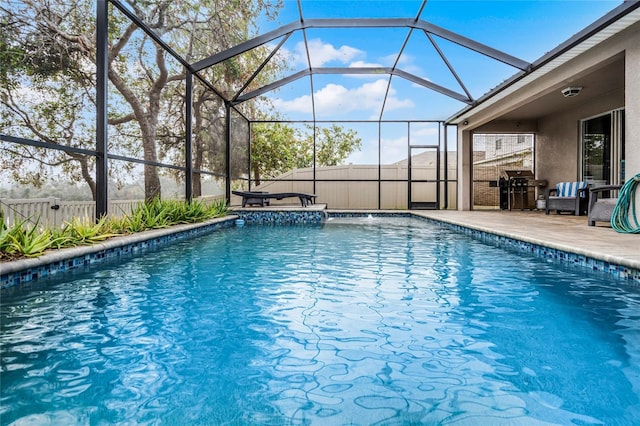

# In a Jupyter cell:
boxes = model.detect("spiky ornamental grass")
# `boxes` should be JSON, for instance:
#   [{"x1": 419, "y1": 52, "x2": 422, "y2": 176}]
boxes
[{"x1": 0, "y1": 198, "x2": 229, "y2": 260}]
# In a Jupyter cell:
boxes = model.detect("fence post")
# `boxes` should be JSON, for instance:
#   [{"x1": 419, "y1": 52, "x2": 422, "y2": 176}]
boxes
[{"x1": 50, "y1": 198, "x2": 61, "y2": 227}]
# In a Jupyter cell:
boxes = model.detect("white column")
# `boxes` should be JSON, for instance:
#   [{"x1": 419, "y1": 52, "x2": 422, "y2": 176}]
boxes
[
  {"x1": 625, "y1": 36, "x2": 640, "y2": 179},
  {"x1": 457, "y1": 128, "x2": 473, "y2": 210}
]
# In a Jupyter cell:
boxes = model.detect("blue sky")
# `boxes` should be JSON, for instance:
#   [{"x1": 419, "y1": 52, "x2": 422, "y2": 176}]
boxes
[
  {"x1": 250, "y1": 0, "x2": 623, "y2": 123},
  {"x1": 240, "y1": 0, "x2": 625, "y2": 164}
]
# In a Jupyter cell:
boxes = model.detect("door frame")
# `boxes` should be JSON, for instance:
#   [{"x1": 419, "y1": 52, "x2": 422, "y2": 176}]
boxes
[
  {"x1": 579, "y1": 108, "x2": 625, "y2": 185},
  {"x1": 408, "y1": 145, "x2": 440, "y2": 209}
]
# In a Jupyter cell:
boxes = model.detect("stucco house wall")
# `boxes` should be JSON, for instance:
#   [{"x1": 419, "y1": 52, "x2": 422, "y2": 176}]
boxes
[{"x1": 536, "y1": 87, "x2": 623, "y2": 187}]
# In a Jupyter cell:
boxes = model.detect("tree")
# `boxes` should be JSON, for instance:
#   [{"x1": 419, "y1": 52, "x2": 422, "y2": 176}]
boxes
[
  {"x1": 1, "y1": 0, "x2": 284, "y2": 201},
  {"x1": 314, "y1": 124, "x2": 363, "y2": 167},
  {"x1": 1, "y1": 0, "x2": 101, "y2": 199},
  {"x1": 2, "y1": 74, "x2": 98, "y2": 199},
  {"x1": 251, "y1": 122, "x2": 308, "y2": 186},
  {"x1": 250, "y1": 122, "x2": 362, "y2": 186},
  {"x1": 109, "y1": 0, "x2": 285, "y2": 199}
]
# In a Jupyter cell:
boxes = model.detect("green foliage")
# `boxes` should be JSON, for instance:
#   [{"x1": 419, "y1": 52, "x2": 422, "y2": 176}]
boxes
[
  {"x1": 314, "y1": 124, "x2": 363, "y2": 167},
  {"x1": 2, "y1": 0, "x2": 286, "y2": 200},
  {"x1": 250, "y1": 122, "x2": 307, "y2": 184},
  {"x1": 121, "y1": 198, "x2": 228, "y2": 231},
  {"x1": 0, "y1": 222, "x2": 10, "y2": 257},
  {"x1": 1, "y1": 219, "x2": 54, "y2": 258},
  {"x1": 123, "y1": 198, "x2": 173, "y2": 231},
  {"x1": 0, "y1": 199, "x2": 229, "y2": 261},
  {"x1": 250, "y1": 123, "x2": 362, "y2": 185},
  {"x1": 61, "y1": 216, "x2": 120, "y2": 245}
]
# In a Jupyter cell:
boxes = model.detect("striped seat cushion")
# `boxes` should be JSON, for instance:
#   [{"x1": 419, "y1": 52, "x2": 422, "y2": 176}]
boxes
[{"x1": 556, "y1": 181, "x2": 588, "y2": 198}]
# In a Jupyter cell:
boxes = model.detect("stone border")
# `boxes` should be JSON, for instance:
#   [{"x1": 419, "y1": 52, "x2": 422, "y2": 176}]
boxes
[
  {"x1": 233, "y1": 206, "x2": 328, "y2": 225},
  {"x1": 0, "y1": 216, "x2": 236, "y2": 289},
  {"x1": 2, "y1": 209, "x2": 638, "y2": 290},
  {"x1": 328, "y1": 211, "x2": 640, "y2": 284},
  {"x1": 415, "y1": 216, "x2": 640, "y2": 284}
]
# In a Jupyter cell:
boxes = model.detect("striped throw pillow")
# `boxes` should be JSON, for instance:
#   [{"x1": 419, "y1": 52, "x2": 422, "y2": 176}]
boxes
[{"x1": 556, "y1": 181, "x2": 588, "y2": 198}]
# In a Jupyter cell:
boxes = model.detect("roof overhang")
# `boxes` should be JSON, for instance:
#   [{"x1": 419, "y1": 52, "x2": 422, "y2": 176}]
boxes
[{"x1": 446, "y1": 0, "x2": 640, "y2": 125}]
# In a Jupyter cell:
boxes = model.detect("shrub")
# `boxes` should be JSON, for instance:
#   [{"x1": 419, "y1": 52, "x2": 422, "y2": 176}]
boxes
[
  {"x1": 0, "y1": 199, "x2": 229, "y2": 260},
  {"x1": 1, "y1": 219, "x2": 55, "y2": 258}
]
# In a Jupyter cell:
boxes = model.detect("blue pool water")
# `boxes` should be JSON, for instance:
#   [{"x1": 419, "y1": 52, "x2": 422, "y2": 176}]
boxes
[{"x1": 1, "y1": 217, "x2": 640, "y2": 425}]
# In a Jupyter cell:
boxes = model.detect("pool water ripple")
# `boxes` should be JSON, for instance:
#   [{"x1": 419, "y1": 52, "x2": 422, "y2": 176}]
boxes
[{"x1": 1, "y1": 217, "x2": 640, "y2": 425}]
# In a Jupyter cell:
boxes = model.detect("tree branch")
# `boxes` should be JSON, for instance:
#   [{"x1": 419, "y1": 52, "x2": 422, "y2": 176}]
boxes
[
  {"x1": 108, "y1": 113, "x2": 136, "y2": 126},
  {"x1": 4, "y1": 146, "x2": 75, "y2": 167},
  {"x1": 109, "y1": 23, "x2": 138, "y2": 64},
  {"x1": 107, "y1": 64, "x2": 146, "y2": 124}
]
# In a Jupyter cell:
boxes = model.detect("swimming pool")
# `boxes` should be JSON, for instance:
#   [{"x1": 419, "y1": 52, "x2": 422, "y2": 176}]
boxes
[{"x1": 1, "y1": 217, "x2": 639, "y2": 425}]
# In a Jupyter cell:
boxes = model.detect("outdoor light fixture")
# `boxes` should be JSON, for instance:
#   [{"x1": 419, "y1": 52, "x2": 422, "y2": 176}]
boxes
[{"x1": 561, "y1": 86, "x2": 583, "y2": 97}]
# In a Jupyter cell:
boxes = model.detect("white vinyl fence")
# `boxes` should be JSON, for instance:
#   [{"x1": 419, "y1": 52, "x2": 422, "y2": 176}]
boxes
[
  {"x1": 0, "y1": 198, "x2": 143, "y2": 228},
  {"x1": 1, "y1": 195, "x2": 225, "y2": 229},
  {"x1": 244, "y1": 163, "x2": 458, "y2": 209}
]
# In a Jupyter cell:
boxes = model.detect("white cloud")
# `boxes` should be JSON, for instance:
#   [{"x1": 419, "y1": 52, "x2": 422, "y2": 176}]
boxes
[
  {"x1": 344, "y1": 60, "x2": 388, "y2": 79},
  {"x1": 410, "y1": 122, "x2": 439, "y2": 136},
  {"x1": 383, "y1": 93, "x2": 415, "y2": 112},
  {"x1": 270, "y1": 78, "x2": 414, "y2": 118},
  {"x1": 380, "y1": 52, "x2": 414, "y2": 66},
  {"x1": 380, "y1": 53, "x2": 396, "y2": 67},
  {"x1": 291, "y1": 39, "x2": 364, "y2": 67},
  {"x1": 380, "y1": 136, "x2": 409, "y2": 164},
  {"x1": 271, "y1": 94, "x2": 314, "y2": 114},
  {"x1": 381, "y1": 52, "x2": 425, "y2": 77},
  {"x1": 349, "y1": 60, "x2": 384, "y2": 68},
  {"x1": 397, "y1": 53, "x2": 415, "y2": 66}
]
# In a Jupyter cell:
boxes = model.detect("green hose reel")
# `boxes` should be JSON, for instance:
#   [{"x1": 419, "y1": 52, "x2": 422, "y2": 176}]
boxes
[{"x1": 611, "y1": 173, "x2": 640, "y2": 234}]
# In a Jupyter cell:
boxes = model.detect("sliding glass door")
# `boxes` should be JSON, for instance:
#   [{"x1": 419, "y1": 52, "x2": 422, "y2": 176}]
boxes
[{"x1": 581, "y1": 109, "x2": 624, "y2": 186}]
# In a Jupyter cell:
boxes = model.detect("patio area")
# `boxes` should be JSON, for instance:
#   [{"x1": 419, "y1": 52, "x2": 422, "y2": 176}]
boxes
[{"x1": 411, "y1": 209, "x2": 640, "y2": 272}]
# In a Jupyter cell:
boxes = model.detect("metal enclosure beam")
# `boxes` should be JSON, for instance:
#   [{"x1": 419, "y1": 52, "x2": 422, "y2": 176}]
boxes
[
  {"x1": 0, "y1": 134, "x2": 96, "y2": 157},
  {"x1": 393, "y1": 69, "x2": 472, "y2": 103},
  {"x1": 414, "y1": 21, "x2": 531, "y2": 70},
  {"x1": 424, "y1": 31, "x2": 473, "y2": 102},
  {"x1": 192, "y1": 21, "x2": 302, "y2": 72},
  {"x1": 236, "y1": 68, "x2": 472, "y2": 104},
  {"x1": 193, "y1": 18, "x2": 531, "y2": 73},
  {"x1": 235, "y1": 70, "x2": 310, "y2": 103},
  {"x1": 185, "y1": 71, "x2": 193, "y2": 202},
  {"x1": 109, "y1": 1, "x2": 224, "y2": 100},
  {"x1": 110, "y1": 0, "x2": 193, "y2": 71},
  {"x1": 234, "y1": 33, "x2": 292, "y2": 102},
  {"x1": 225, "y1": 103, "x2": 232, "y2": 202},
  {"x1": 95, "y1": 0, "x2": 109, "y2": 219},
  {"x1": 299, "y1": 3, "x2": 317, "y2": 126},
  {"x1": 314, "y1": 67, "x2": 391, "y2": 75},
  {"x1": 444, "y1": 123, "x2": 449, "y2": 209}
]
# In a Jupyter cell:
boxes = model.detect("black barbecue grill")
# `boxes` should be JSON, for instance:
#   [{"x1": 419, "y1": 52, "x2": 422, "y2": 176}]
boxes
[{"x1": 499, "y1": 170, "x2": 547, "y2": 210}]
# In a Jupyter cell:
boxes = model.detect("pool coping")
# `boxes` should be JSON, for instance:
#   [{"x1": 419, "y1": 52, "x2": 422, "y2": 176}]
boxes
[
  {"x1": 329, "y1": 210, "x2": 640, "y2": 283},
  {"x1": 409, "y1": 212, "x2": 640, "y2": 269},
  {"x1": 2, "y1": 209, "x2": 639, "y2": 289},
  {"x1": 414, "y1": 213, "x2": 639, "y2": 283},
  {"x1": 0, "y1": 216, "x2": 238, "y2": 289}
]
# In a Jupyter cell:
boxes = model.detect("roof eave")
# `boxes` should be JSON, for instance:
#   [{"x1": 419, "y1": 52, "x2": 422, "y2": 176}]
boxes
[{"x1": 446, "y1": 0, "x2": 640, "y2": 125}]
